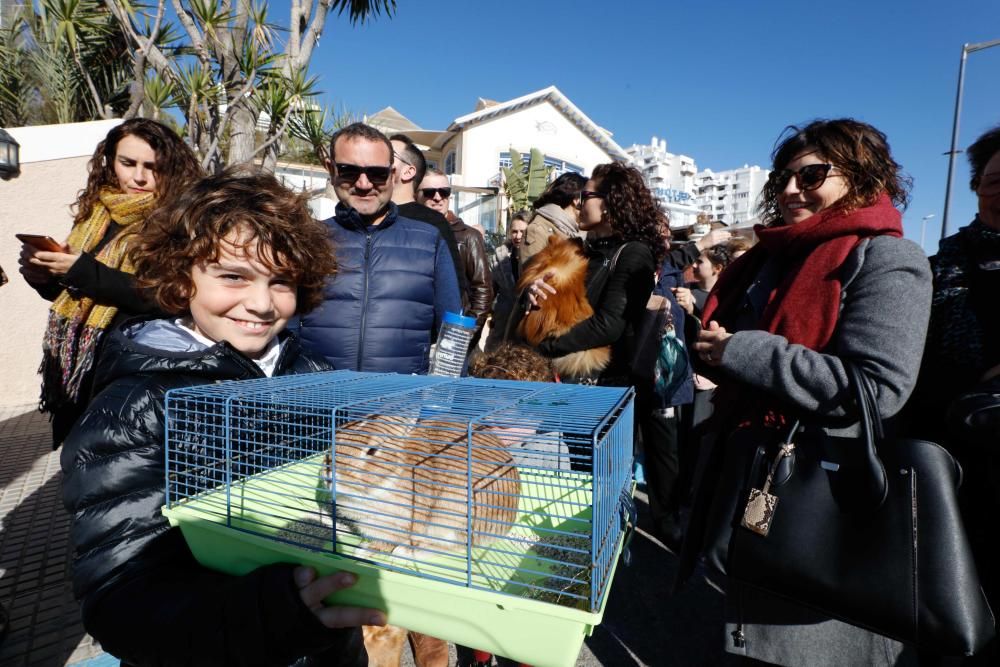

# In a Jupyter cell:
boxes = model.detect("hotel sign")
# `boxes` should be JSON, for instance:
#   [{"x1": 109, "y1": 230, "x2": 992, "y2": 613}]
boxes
[{"x1": 655, "y1": 188, "x2": 692, "y2": 203}]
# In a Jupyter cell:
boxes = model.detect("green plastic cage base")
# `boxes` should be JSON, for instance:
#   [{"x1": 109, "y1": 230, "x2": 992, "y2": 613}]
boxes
[{"x1": 162, "y1": 458, "x2": 627, "y2": 667}]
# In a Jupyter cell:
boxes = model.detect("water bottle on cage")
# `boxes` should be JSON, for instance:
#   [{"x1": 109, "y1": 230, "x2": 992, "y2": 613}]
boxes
[{"x1": 429, "y1": 311, "x2": 476, "y2": 377}]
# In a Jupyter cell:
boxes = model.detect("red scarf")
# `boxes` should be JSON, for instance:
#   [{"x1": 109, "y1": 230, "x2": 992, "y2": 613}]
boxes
[{"x1": 702, "y1": 194, "x2": 902, "y2": 351}]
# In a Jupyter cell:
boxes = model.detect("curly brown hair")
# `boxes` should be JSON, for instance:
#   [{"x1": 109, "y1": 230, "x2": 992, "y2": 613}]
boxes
[
  {"x1": 591, "y1": 162, "x2": 669, "y2": 264},
  {"x1": 757, "y1": 118, "x2": 911, "y2": 226},
  {"x1": 468, "y1": 343, "x2": 554, "y2": 382},
  {"x1": 131, "y1": 169, "x2": 336, "y2": 315},
  {"x1": 74, "y1": 118, "x2": 202, "y2": 225}
]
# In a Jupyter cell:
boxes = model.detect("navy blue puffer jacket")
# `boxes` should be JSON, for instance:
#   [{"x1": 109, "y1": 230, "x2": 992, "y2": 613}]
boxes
[{"x1": 295, "y1": 203, "x2": 462, "y2": 374}]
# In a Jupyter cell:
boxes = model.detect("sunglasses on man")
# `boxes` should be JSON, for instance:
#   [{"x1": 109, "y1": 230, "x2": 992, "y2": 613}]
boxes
[
  {"x1": 334, "y1": 163, "x2": 392, "y2": 185},
  {"x1": 580, "y1": 190, "x2": 604, "y2": 201},
  {"x1": 769, "y1": 163, "x2": 836, "y2": 192},
  {"x1": 419, "y1": 187, "x2": 452, "y2": 199}
]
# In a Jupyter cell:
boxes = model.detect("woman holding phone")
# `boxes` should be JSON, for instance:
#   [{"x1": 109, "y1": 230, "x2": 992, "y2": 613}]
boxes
[{"x1": 18, "y1": 118, "x2": 201, "y2": 447}]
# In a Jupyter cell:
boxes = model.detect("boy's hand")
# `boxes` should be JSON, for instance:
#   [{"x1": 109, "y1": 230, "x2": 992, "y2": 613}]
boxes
[{"x1": 294, "y1": 566, "x2": 387, "y2": 629}]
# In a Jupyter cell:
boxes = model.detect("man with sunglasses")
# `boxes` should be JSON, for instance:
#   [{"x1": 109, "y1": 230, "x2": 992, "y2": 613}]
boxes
[
  {"x1": 294, "y1": 123, "x2": 461, "y2": 376},
  {"x1": 418, "y1": 169, "x2": 493, "y2": 345}
]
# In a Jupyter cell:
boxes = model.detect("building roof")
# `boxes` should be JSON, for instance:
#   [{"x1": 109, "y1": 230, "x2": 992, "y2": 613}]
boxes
[
  {"x1": 448, "y1": 86, "x2": 630, "y2": 162},
  {"x1": 368, "y1": 106, "x2": 422, "y2": 133}
]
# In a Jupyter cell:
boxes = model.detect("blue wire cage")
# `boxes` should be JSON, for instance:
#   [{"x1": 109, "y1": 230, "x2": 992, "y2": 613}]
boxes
[{"x1": 163, "y1": 371, "x2": 634, "y2": 659}]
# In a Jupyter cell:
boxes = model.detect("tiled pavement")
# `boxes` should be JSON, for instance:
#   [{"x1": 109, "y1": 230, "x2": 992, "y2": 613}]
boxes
[{"x1": 0, "y1": 405, "x2": 108, "y2": 666}]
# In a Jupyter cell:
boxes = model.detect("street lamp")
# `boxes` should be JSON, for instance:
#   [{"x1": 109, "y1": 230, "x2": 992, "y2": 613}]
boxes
[
  {"x1": 942, "y1": 38, "x2": 1000, "y2": 240},
  {"x1": 0, "y1": 128, "x2": 20, "y2": 180},
  {"x1": 920, "y1": 214, "x2": 935, "y2": 254}
]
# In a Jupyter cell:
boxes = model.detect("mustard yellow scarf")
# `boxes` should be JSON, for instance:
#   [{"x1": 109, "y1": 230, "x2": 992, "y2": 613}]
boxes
[{"x1": 40, "y1": 188, "x2": 156, "y2": 411}]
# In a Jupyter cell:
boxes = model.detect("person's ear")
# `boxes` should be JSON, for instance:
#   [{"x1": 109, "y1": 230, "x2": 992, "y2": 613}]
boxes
[{"x1": 324, "y1": 158, "x2": 333, "y2": 176}]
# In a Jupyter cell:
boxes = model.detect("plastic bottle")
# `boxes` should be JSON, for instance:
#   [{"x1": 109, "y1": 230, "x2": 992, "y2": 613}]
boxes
[{"x1": 429, "y1": 311, "x2": 477, "y2": 377}]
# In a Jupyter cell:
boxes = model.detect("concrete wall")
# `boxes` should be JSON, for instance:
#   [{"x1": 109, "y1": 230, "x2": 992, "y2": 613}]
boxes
[
  {"x1": 0, "y1": 119, "x2": 120, "y2": 407},
  {"x1": 1, "y1": 156, "x2": 89, "y2": 406}
]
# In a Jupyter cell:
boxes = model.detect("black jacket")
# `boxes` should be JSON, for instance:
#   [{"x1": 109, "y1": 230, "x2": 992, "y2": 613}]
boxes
[
  {"x1": 60, "y1": 318, "x2": 364, "y2": 667},
  {"x1": 27, "y1": 222, "x2": 162, "y2": 446},
  {"x1": 537, "y1": 238, "x2": 656, "y2": 383}
]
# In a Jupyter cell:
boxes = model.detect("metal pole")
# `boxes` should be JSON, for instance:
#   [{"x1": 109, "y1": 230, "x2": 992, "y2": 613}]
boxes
[
  {"x1": 920, "y1": 214, "x2": 935, "y2": 254},
  {"x1": 941, "y1": 45, "x2": 968, "y2": 240},
  {"x1": 941, "y1": 38, "x2": 1000, "y2": 240}
]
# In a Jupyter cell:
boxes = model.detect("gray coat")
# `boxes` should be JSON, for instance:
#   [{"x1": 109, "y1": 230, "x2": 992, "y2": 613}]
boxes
[{"x1": 716, "y1": 236, "x2": 932, "y2": 666}]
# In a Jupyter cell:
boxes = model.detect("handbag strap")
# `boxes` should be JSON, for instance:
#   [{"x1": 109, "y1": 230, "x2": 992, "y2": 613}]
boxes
[{"x1": 844, "y1": 363, "x2": 890, "y2": 507}]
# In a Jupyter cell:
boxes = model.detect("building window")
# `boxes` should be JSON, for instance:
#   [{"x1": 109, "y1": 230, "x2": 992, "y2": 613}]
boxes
[
  {"x1": 498, "y1": 152, "x2": 583, "y2": 176},
  {"x1": 444, "y1": 151, "x2": 456, "y2": 175}
]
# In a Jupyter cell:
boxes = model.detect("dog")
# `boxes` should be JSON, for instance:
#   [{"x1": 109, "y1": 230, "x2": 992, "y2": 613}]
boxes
[{"x1": 516, "y1": 236, "x2": 611, "y2": 378}]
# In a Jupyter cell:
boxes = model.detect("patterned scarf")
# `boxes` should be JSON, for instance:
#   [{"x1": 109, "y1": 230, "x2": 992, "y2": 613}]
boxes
[
  {"x1": 40, "y1": 188, "x2": 156, "y2": 411},
  {"x1": 928, "y1": 216, "x2": 1000, "y2": 386}
]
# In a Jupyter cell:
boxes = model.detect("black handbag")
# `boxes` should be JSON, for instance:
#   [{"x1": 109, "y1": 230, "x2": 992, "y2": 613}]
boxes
[{"x1": 728, "y1": 364, "x2": 996, "y2": 656}]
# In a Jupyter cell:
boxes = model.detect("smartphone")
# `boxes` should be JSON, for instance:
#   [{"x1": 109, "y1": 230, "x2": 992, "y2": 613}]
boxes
[{"x1": 15, "y1": 233, "x2": 63, "y2": 252}]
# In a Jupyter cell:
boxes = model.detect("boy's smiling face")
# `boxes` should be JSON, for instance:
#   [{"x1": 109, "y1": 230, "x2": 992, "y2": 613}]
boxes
[{"x1": 188, "y1": 231, "x2": 296, "y2": 359}]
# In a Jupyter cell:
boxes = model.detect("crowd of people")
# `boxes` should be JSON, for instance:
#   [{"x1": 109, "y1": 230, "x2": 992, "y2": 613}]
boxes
[{"x1": 8, "y1": 114, "x2": 1000, "y2": 666}]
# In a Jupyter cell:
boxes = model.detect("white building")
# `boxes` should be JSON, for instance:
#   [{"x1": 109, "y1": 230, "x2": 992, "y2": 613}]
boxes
[
  {"x1": 694, "y1": 164, "x2": 770, "y2": 229},
  {"x1": 368, "y1": 86, "x2": 630, "y2": 231},
  {"x1": 624, "y1": 136, "x2": 700, "y2": 228}
]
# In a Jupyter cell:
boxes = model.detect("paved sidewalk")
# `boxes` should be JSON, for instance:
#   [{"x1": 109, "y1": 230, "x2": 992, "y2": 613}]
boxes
[
  {"x1": 0, "y1": 401, "x2": 731, "y2": 667},
  {"x1": 0, "y1": 405, "x2": 104, "y2": 666}
]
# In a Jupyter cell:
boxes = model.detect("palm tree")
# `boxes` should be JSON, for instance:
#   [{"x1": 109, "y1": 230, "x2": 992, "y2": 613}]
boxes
[{"x1": 105, "y1": 0, "x2": 396, "y2": 172}]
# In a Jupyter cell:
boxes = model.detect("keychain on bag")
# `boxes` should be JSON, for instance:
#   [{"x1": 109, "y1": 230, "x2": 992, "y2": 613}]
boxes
[{"x1": 741, "y1": 439, "x2": 796, "y2": 536}]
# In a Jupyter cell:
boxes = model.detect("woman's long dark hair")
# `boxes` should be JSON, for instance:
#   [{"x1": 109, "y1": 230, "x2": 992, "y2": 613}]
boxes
[
  {"x1": 533, "y1": 172, "x2": 587, "y2": 210},
  {"x1": 757, "y1": 118, "x2": 911, "y2": 226},
  {"x1": 592, "y1": 161, "x2": 668, "y2": 264},
  {"x1": 73, "y1": 118, "x2": 202, "y2": 224}
]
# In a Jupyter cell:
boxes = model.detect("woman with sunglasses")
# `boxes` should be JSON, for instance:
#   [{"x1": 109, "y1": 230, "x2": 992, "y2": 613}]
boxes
[
  {"x1": 17, "y1": 119, "x2": 202, "y2": 448},
  {"x1": 686, "y1": 118, "x2": 931, "y2": 666},
  {"x1": 522, "y1": 162, "x2": 666, "y2": 385}
]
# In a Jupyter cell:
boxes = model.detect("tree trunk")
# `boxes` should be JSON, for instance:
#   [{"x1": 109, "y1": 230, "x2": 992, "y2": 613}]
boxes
[{"x1": 227, "y1": 99, "x2": 257, "y2": 167}]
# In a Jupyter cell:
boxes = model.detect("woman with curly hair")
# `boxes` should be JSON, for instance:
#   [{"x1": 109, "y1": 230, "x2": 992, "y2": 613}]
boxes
[
  {"x1": 18, "y1": 118, "x2": 202, "y2": 447},
  {"x1": 519, "y1": 161, "x2": 666, "y2": 386},
  {"x1": 684, "y1": 118, "x2": 931, "y2": 666}
]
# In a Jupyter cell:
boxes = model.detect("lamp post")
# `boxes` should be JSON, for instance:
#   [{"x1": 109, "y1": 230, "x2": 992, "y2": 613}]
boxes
[
  {"x1": 942, "y1": 38, "x2": 1000, "y2": 240},
  {"x1": 920, "y1": 214, "x2": 935, "y2": 254},
  {"x1": 0, "y1": 128, "x2": 20, "y2": 180}
]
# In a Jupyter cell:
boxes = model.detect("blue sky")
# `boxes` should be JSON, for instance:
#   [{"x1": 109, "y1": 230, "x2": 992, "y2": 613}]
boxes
[{"x1": 305, "y1": 0, "x2": 999, "y2": 251}]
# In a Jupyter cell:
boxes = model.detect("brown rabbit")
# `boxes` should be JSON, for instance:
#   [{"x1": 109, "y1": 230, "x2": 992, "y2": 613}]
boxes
[
  {"x1": 320, "y1": 414, "x2": 521, "y2": 561},
  {"x1": 516, "y1": 235, "x2": 611, "y2": 378}
]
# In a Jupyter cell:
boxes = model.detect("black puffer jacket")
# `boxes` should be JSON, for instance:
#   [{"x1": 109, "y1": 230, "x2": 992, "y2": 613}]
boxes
[{"x1": 61, "y1": 317, "x2": 365, "y2": 667}]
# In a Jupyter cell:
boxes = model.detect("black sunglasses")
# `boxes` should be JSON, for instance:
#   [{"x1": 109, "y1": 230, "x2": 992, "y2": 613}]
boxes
[
  {"x1": 580, "y1": 190, "x2": 604, "y2": 201},
  {"x1": 419, "y1": 187, "x2": 451, "y2": 199},
  {"x1": 770, "y1": 163, "x2": 835, "y2": 192},
  {"x1": 334, "y1": 163, "x2": 392, "y2": 185}
]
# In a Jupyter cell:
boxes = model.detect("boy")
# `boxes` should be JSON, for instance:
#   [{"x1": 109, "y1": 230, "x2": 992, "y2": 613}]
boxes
[{"x1": 60, "y1": 171, "x2": 384, "y2": 666}]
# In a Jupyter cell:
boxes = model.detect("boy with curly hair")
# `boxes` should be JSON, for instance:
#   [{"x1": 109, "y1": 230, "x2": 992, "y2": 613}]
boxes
[{"x1": 60, "y1": 170, "x2": 384, "y2": 666}]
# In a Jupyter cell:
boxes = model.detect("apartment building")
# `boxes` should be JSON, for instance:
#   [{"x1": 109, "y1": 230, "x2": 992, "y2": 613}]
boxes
[
  {"x1": 693, "y1": 164, "x2": 770, "y2": 229},
  {"x1": 624, "y1": 136, "x2": 700, "y2": 228}
]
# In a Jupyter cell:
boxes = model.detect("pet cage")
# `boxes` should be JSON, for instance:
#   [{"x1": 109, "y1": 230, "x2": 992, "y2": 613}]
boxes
[{"x1": 162, "y1": 371, "x2": 634, "y2": 667}]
